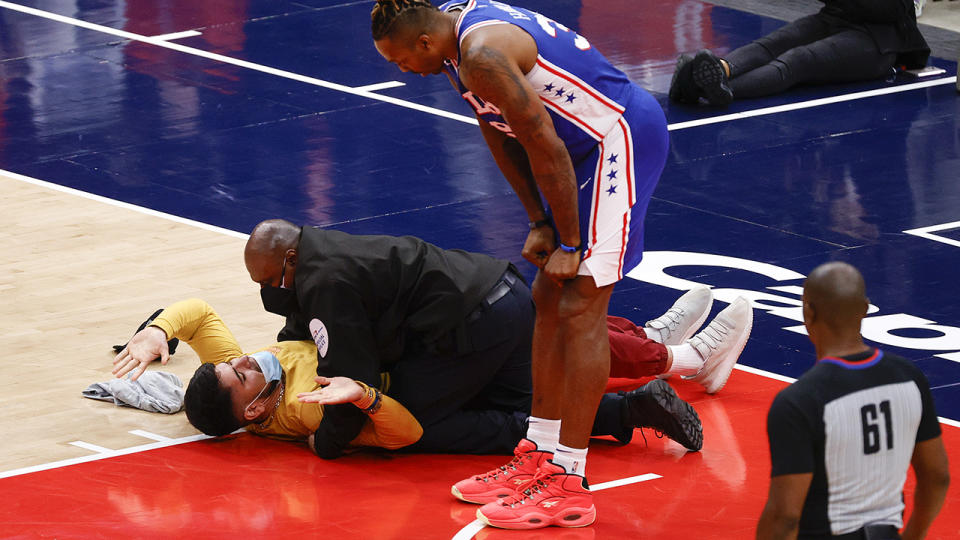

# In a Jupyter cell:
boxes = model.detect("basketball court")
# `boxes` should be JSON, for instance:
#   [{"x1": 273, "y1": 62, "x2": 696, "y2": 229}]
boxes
[{"x1": 1, "y1": 0, "x2": 959, "y2": 537}]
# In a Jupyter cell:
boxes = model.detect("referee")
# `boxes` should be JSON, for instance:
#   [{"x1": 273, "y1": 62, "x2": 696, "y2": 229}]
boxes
[{"x1": 757, "y1": 262, "x2": 949, "y2": 539}]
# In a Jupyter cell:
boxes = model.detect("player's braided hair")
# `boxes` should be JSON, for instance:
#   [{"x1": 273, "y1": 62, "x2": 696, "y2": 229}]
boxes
[{"x1": 371, "y1": 0, "x2": 437, "y2": 41}]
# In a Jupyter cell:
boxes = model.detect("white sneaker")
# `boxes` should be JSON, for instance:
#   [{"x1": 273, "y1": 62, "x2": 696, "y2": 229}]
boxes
[
  {"x1": 683, "y1": 296, "x2": 753, "y2": 394},
  {"x1": 645, "y1": 287, "x2": 714, "y2": 346}
]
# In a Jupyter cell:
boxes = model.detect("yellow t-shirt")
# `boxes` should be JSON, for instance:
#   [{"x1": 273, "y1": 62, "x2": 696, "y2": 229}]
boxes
[{"x1": 151, "y1": 298, "x2": 423, "y2": 449}]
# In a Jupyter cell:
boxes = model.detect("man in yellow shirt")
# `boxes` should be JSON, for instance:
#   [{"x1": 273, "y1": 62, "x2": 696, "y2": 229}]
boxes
[{"x1": 115, "y1": 298, "x2": 423, "y2": 452}]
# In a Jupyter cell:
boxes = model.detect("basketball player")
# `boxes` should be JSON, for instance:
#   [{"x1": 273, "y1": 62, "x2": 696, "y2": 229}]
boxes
[
  {"x1": 757, "y1": 262, "x2": 949, "y2": 539},
  {"x1": 371, "y1": 0, "x2": 754, "y2": 529}
]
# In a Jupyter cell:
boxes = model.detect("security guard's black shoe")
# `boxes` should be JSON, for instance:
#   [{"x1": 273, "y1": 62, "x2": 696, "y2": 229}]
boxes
[
  {"x1": 621, "y1": 379, "x2": 703, "y2": 451},
  {"x1": 112, "y1": 308, "x2": 179, "y2": 357}
]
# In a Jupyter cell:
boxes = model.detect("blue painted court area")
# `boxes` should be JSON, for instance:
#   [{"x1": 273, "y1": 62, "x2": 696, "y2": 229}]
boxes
[{"x1": 2, "y1": 0, "x2": 959, "y2": 418}]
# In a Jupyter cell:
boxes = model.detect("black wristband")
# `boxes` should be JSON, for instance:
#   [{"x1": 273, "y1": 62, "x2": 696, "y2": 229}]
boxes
[
  {"x1": 558, "y1": 241, "x2": 583, "y2": 253},
  {"x1": 528, "y1": 218, "x2": 551, "y2": 230}
]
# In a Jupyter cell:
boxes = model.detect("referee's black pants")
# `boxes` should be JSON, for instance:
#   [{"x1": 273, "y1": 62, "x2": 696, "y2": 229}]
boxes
[{"x1": 725, "y1": 13, "x2": 897, "y2": 98}]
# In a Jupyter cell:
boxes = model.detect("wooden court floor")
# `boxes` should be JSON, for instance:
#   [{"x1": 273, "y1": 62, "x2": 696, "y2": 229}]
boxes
[
  {"x1": 0, "y1": 172, "x2": 279, "y2": 471},
  {"x1": 3, "y1": 171, "x2": 959, "y2": 538},
  {"x1": 1, "y1": 0, "x2": 958, "y2": 537}
]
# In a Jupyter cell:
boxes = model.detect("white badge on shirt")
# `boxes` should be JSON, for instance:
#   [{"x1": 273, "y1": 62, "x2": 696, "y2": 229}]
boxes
[{"x1": 309, "y1": 318, "x2": 329, "y2": 358}]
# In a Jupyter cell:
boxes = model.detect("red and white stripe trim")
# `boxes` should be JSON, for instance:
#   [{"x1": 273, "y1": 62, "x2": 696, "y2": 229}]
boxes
[
  {"x1": 539, "y1": 98, "x2": 605, "y2": 140},
  {"x1": 618, "y1": 117, "x2": 635, "y2": 207},
  {"x1": 527, "y1": 55, "x2": 625, "y2": 141},
  {"x1": 453, "y1": 0, "x2": 479, "y2": 38},
  {"x1": 587, "y1": 138, "x2": 607, "y2": 256},
  {"x1": 535, "y1": 56, "x2": 624, "y2": 115}
]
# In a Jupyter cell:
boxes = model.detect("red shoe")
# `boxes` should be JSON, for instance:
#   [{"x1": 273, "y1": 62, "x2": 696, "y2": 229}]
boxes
[
  {"x1": 475, "y1": 461, "x2": 596, "y2": 530},
  {"x1": 451, "y1": 439, "x2": 552, "y2": 504}
]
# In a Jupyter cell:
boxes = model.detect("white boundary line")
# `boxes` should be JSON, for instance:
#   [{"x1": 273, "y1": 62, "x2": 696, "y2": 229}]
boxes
[
  {"x1": 0, "y1": 1, "x2": 954, "y2": 133},
  {"x1": 590, "y1": 472, "x2": 661, "y2": 491},
  {"x1": 354, "y1": 81, "x2": 406, "y2": 92},
  {"x1": 1, "y1": 168, "x2": 249, "y2": 240},
  {"x1": 0, "y1": 0, "x2": 479, "y2": 126},
  {"x1": 129, "y1": 429, "x2": 172, "y2": 442},
  {"x1": 451, "y1": 521, "x2": 486, "y2": 540},
  {"x1": 1, "y1": 434, "x2": 212, "y2": 479},
  {"x1": 904, "y1": 221, "x2": 960, "y2": 249},
  {"x1": 734, "y1": 361, "x2": 959, "y2": 428},
  {"x1": 667, "y1": 77, "x2": 957, "y2": 131},
  {"x1": 734, "y1": 363, "x2": 797, "y2": 384},
  {"x1": 151, "y1": 29, "x2": 201, "y2": 41},
  {"x1": 68, "y1": 441, "x2": 114, "y2": 454}
]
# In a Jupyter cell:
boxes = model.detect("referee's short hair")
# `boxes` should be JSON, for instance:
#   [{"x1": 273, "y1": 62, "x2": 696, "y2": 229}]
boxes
[{"x1": 185, "y1": 363, "x2": 242, "y2": 436}]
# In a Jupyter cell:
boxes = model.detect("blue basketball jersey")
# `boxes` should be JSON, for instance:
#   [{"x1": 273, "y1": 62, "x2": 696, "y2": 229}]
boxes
[{"x1": 439, "y1": 0, "x2": 641, "y2": 161}]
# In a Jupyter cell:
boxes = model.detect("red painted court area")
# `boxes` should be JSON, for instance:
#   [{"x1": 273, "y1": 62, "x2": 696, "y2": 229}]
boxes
[{"x1": 4, "y1": 370, "x2": 959, "y2": 539}]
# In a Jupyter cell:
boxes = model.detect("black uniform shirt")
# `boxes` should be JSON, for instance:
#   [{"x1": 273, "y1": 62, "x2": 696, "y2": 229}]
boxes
[
  {"x1": 281, "y1": 226, "x2": 509, "y2": 385},
  {"x1": 767, "y1": 349, "x2": 940, "y2": 537},
  {"x1": 275, "y1": 227, "x2": 508, "y2": 458}
]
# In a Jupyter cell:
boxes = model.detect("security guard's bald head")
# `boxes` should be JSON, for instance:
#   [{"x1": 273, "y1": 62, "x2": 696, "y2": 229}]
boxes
[
  {"x1": 246, "y1": 219, "x2": 300, "y2": 258},
  {"x1": 244, "y1": 219, "x2": 301, "y2": 287}
]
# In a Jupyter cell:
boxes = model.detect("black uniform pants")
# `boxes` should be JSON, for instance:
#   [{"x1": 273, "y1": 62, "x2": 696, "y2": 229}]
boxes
[
  {"x1": 726, "y1": 13, "x2": 896, "y2": 98},
  {"x1": 391, "y1": 268, "x2": 633, "y2": 454},
  {"x1": 390, "y1": 268, "x2": 535, "y2": 454}
]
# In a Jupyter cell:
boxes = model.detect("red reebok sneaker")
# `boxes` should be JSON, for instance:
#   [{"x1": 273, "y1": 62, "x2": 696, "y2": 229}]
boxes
[
  {"x1": 475, "y1": 460, "x2": 596, "y2": 530},
  {"x1": 451, "y1": 438, "x2": 552, "y2": 504}
]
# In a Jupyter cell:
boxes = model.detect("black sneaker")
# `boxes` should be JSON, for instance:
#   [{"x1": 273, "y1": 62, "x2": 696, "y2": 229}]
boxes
[
  {"x1": 112, "y1": 308, "x2": 179, "y2": 358},
  {"x1": 690, "y1": 49, "x2": 733, "y2": 107},
  {"x1": 621, "y1": 379, "x2": 703, "y2": 451},
  {"x1": 669, "y1": 53, "x2": 702, "y2": 104}
]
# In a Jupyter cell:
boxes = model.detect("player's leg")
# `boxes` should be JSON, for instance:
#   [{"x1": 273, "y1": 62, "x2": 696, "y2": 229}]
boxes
[
  {"x1": 477, "y1": 88, "x2": 669, "y2": 530},
  {"x1": 450, "y1": 270, "x2": 565, "y2": 507},
  {"x1": 476, "y1": 275, "x2": 608, "y2": 530},
  {"x1": 607, "y1": 286, "x2": 714, "y2": 378}
]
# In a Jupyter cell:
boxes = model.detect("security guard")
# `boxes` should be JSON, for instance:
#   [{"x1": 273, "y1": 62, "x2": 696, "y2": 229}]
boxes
[
  {"x1": 243, "y1": 219, "x2": 720, "y2": 459},
  {"x1": 245, "y1": 219, "x2": 532, "y2": 458}
]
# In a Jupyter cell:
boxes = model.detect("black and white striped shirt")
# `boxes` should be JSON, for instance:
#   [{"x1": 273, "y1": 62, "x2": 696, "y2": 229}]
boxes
[{"x1": 767, "y1": 348, "x2": 941, "y2": 537}]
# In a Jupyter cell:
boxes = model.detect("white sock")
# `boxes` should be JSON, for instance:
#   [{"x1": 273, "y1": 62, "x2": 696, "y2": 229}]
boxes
[
  {"x1": 552, "y1": 444, "x2": 588, "y2": 475},
  {"x1": 667, "y1": 343, "x2": 704, "y2": 376},
  {"x1": 643, "y1": 325, "x2": 665, "y2": 344},
  {"x1": 526, "y1": 417, "x2": 561, "y2": 454}
]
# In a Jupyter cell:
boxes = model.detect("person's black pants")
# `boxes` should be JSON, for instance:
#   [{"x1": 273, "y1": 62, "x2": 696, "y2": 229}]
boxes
[
  {"x1": 391, "y1": 268, "x2": 535, "y2": 454},
  {"x1": 391, "y1": 268, "x2": 633, "y2": 454},
  {"x1": 725, "y1": 14, "x2": 896, "y2": 98}
]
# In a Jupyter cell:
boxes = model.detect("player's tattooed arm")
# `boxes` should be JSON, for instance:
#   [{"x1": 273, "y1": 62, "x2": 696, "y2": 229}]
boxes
[{"x1": 460, "y1": 41, "x2": 580, "y2": 251}]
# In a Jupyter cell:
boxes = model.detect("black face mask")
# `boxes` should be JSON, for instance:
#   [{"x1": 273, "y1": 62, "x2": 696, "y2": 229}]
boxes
[
  {"x1": 261, "y1": 286, "x2": 299, "y2": 316},
  {"x1": 260, "y1": 256, "x2": 299, "y2": 316}
]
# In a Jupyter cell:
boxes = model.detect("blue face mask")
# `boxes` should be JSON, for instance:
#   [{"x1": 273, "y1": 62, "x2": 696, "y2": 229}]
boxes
[
  {"x1": 251, "y1": 351, "x2": 283, "y2": 383},
  {"x1": 246, "y1": 351, "x2": 283, "y2": 410}
]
